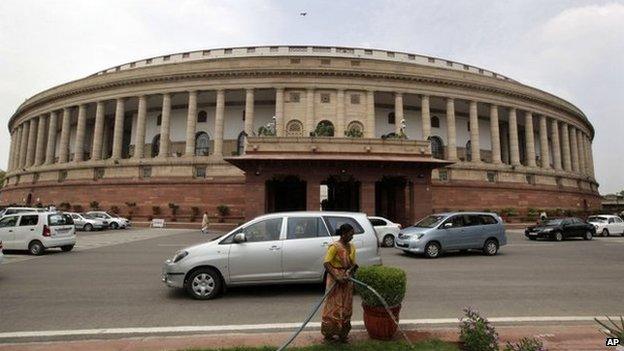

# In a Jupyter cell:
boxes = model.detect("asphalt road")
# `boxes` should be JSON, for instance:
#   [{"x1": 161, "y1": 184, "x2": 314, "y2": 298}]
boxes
[{"x1": 0, "y1": 228, "x2": 623, "y2": 336}]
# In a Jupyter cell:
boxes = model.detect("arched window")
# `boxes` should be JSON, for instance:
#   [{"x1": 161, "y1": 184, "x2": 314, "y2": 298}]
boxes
[
  {"x1": 195, "y1": 132, "x2": 210, "y2": 156},
  {"x1": 236, "y1": 131, "x2": 247, "y2": 155},
  {"x1": 197, "y1": 110, "x2": 207, "y2": 123},
  {"x1": 431, "y1": 116, "x2": 440, "y2": 128},
  {"x1": 346, "y1": 121, "x2": 364, "y2": 138},
  {"x1": 387, "y1": 112, "x2": 396, "y2": 124},
  {"x1": 429, "y1": 136, "x2": 444, "y2": 159},
  {"x1": 286, "y1": 120, "x2": 304, "y2": 137},
  {"x1": 315, "y1": 120, "x2": 335, "y2": 137},
  {"x1": 465, "y1": 140, "x2": 472, "y2": 162},
  {"x1": 151, "y1": 134, "x2": 160, "y2": 158}
]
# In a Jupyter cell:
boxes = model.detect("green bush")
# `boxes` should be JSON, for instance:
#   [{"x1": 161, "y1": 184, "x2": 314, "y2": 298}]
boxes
[
  {"x1": 459, "y1": 307, "x2": 499, "y2": 351},
  {"x1": 503, "y1": 337, "x2": 546, "y2": 351},
  {"x1": 217, "y1": 204, "x2": 230, "y2": 217},
  {"x1": 354, "y1": 265, "x2": 406, "y2": 308}
]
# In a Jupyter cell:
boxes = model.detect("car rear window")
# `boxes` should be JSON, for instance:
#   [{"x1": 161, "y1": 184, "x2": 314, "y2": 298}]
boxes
[
  {"x1": 48, "y1": 214, "x2": 74, "y2": 226},
  {"x1": 369, "y1": 218, "x2": 386, "y2": 226},
  {"x1": 19, "y1": 215, "x2": 39, "y2": 226},
  {"x1": 323, "y1": 216, "x2": 365, "y2": 235},
  {"x1": 479, "y1": 215, "x2": 498, "y2": 225}
]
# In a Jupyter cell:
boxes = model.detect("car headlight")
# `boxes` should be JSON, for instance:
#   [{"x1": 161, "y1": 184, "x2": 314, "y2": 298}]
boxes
[{"x1": 173, "y1": 250, "x2": 188, "y2": 263}]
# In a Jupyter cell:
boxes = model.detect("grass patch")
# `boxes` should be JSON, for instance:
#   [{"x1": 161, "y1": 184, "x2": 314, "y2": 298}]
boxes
[{"x1": 186, "y1": 339, "x2": 458, "y2": 351}]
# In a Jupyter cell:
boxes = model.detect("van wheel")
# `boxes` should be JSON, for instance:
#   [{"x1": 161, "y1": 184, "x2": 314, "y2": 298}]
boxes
[
  {"x1": 602, "y1": 229, "x2": 609, "y2": 237},
  {"x1": 583, "y1": 231, "x2": 593, "y2": 241},
  {"x1": 483, "y1": 239, "x2": 499, "y2": 256},
  {"x1": 61, "y1": 245, "x2": 74, "y2": 252},
  {"x1": 84, "y1": 224, "x2": 93, "y2": 232},
  {"x1": 29, "y1": 241, "x2": 44, "y2": 256},
  {"x1": 185, "y1": 268, "x2": 222, "y2": 300},
  {"x1": 382, "y1": 234, "x2": 395, "y2": 247},
  {"x1": 424, "y1": 242, "x2": 441, "y2": 259}
]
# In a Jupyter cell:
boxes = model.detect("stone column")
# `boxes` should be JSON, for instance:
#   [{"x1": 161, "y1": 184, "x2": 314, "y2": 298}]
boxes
[
  {"x1": 576, "y1": 129, "x2": 586, "y2": 175},
  {"x1": 587, "y1": 136, "x2": 596, "y2": 178},
  {"x1": 445, "y1": 98, "x2": 457, "y2": 161},
  {"x1": 91, "y1": 102, "x2": 105, "y2": 161},
  {"x1": 134, "y1": 96, "x2": 147, "y2": 159},
  {"x1": 421, "y1": 95, "x2": 431, "y2": 140},
  {"x1": 305, "y1": 89, "x2": 315, "y2": 136},
  {"x1": 560, "y1": 123, "x2": 572, "y2": 171},
  {"x1": 336, "y1": 89, "x2": 345, "y2": 137},
  {"x1": 26, "y1": 118, "x2": 38, "y2": 167},
  {"x1": 184, "y1": 91, "x2": 198, "y2": 157},
  {"x1": 508, "y1": 108, "x2": 521, "y2": 166},
  {"x1": 34, "y1": 115, "x2": 47, "y2": 166},
  {"x1": 469, "y1": 101, "x2": 480, "y2": 163},
  {"x1": 244, "y1": 89, "x2": 255, "y2": 135},
  {"x1": 569, "y1": 126, "x2": 579, "y2": 173},
  {"x1": 394, "y1": 92, "x2": 404, "y2": 135},
  {"x1": 45, "y1": 112, "x2": 58, "y2": 165},
  {"x1": 111, "y1": 98, "x2": 125, "y2": 160},
  {"x1": 58, "y1": 107, "x2": 72, "y2": 163},
  {"x1": 538, "y1": 115, "x2": 550, "y2": 168},
  {"x1": 7, "y1": 130, "x2": 15, "y2": 171},
  {"x1": 366, "y1": 90, "x2": 375, "y2": 138},
  {"x1": 73, "y1": 104, "x2": 87, "y2": 162},
  {"x1": 500, "y1": 124, "x2": 510, "y2": 164},
  {"x1": 550, "y1": 119, "x2": 562, "y2": 170},
  {"x1": 524, "y1": 111, "x2": 536, "y2": 167},
  {"x1": 158, "y1": 93, "x2": 172, "y2": 158},
  {"x1": 213, "y1": 90, "x2": 225, "y2": 156},
  {"x1": 489, "y1": 104, "x2": 501, "y2": 164},
  {"x1": 274, "y1": 88, "x2": 284, "y2": 137},
  {"x1": 19, "y1": 121, "x2": 31, "y2": 168}
]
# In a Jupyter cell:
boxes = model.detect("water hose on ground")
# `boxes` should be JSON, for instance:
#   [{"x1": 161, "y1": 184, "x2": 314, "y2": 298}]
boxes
[{"x1": 276, "y1": 277, "x2": 413, "y2": 351}]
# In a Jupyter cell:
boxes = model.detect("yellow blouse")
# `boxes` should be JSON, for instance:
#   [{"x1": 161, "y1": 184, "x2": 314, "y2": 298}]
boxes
[{"x1": 324, "y1": 242, "x2": 356, "y2": 268}]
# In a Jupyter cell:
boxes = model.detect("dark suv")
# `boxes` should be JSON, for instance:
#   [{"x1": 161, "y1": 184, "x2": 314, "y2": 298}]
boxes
[{"x1": 525, "y1": 217, "x2": 595, "y2": 241}]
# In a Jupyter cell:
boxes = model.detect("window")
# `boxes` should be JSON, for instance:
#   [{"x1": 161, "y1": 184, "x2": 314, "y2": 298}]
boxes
[
  {"x1": 224, "y1": 48, "x2": 233, "y2": 54},
  {"x1": 195, "y1": 166, "x2": 206, "y2": 178},
  {"x1": 156, "y1": 114, "x2": 162, "y2": 126},
  {"x1": 163, "y1": 55, "x2": 170, "y2": 61},
  {"x1": 146, "y1": 58, "x2": 152, "y2": 64},
  {"x1": 429, "y1": 136, "x2": 444, "y2": 159},
  {"x1": 387, "y1": 112, "x2": 396, "y2": 124},
  {"x1": 247, "y1": 47, "x2": 256, "y2": 53},
  {"x1": 407, "y1": 54, "x2": 415, "y2": 60},
  {"x1": 438, "y1": 169, "x2": 449, "y2": 181},
  {"x1": 320, "y1": 93, "x2": 331, "y2": 103},
  {"x1": 195, "y1": 132, "x2": 210, "y2": 156},
  {"x1": 0, "y1": 216, "x2": 18, "y2": 228},
  {"x1": 486, "y1": 172, "x2": 497, "y2": 183},
  {"x1": 446, "y1": 61, "x2": 453, "y2": 67},
  {"x1": 350, "y1": 94, "x2": 360, "y2": 104},
  {"x1": 182, "y1": 52, "x2": 190, "y2": 58},
  {"x1": 615, "y1": 217, "x2": 623, "y2": 223},
  {"x1": 48, "y1": 213, "x2": 73, "y2": 226},
  {"x1": 287, "y1": 217, "x2": 329, "y2": 239},
  {"x1": 387, "y1": 52, "x2": 395, "y2": 58},
  {"x1": 94, "y1": 168, "x2": 105, "y2": 180},
  {"x1": 431, "y1": 116, "x2": 440, "y2": 128},
  {"x1": 202, "y1": 50, "x2": 211, "y2": 56},
  {"x1": 465, "y1": 141, "x2": 472, "y2": 162},
  {"x1": 71, "y1": 214, "x2": 80, "y2": 220},
  {"x1": 608, "y1": 218, "x2": 615, "y2": 224},
  {"x1": 526, "y1": 174, "x2": 535, "y2": 185},
  {"x1": 315, "y1": 120, "x2": 334, "y2": 137},
  {"x1": 197, "y1": 111, "x2": 207, "y2": 123},
  {"x1": 58, "y1": 170, "x2": 67, "y2": 182},
  {"x1": 151, "y1": 135, "x2": 160, "y2": 158},
  {"x1": 19, "y1": 215, "x2": 39, "y2": 226},
  {"x1": 286, "y1": 120, "x2": 304, "y2": 137},
  {"x1": 479, "y1": 215, "x2": 498, "y2": 225},
  {"x1": 243, "y1": 218, "x2": 283, "y2": 242},
  {"x1": 289, "y1": 92, "x2": 301, "y2": 103},
  {"x1": 442, "y1": 215, "x2": 464, "y2": 228},
  {"x1": 351, "y1": 60, "x2": 360, "y2": 66},
  {"x1": 236, "y1": 131, "x2": 247, "y2": 155},
  {"x1": 369, "y1": 218, "x2": 387, "y2": 227},
  {"x1": 346, "y1": 121, "x2": 364, "y2": 138},
  {"x1": 270, "y1": 46, "x2": 279, "y2": 52},
  {"x1": 141, "y1": 166, "x2": 152, "y2": 178},
  {"x1": 364, "y1": 49, "x2": 373, "y2": 55},
  {"x1": 323, "y1": 216, "x2": 364, "y2": 236}
]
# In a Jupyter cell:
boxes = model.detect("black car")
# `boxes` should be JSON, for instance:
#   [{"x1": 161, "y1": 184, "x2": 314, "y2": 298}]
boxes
[{"x1": 525, "y1": 217, "x2": 595, "y2": 241}]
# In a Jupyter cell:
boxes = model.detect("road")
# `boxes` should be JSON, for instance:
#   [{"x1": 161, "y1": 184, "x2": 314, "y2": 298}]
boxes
[{"x1": 0, "y1": 227, "x2": 623, "y2": 338}]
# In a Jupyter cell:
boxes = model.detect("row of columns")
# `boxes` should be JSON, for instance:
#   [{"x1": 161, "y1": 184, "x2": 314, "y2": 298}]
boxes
[{"x1": 7, "y1": 89, "x2": 596, "y2": 180}]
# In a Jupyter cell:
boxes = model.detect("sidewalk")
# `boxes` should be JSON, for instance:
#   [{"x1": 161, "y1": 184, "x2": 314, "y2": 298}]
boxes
[{"x1": 0, "y1": 323, "x2": 611, "y2": 351}]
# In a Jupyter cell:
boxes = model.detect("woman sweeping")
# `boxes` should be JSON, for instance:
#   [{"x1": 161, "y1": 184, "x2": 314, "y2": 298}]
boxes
[{"x1": 321, "y1": 223, "x2": 358, "y2": 343}]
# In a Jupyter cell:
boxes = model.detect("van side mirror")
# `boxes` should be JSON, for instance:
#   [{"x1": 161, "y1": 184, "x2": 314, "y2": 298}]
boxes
[
  {"x1": 233, "y1": 232, "x2": 247, "y2": 243},
  {"x1": 443, "y1": 222, "x2": 453, "y2": 229}
]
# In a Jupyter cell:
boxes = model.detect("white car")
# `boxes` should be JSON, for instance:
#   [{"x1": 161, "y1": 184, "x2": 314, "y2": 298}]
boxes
[
  {"x1": 0, "y1": 212, "x2": 76, "y2": 255},
  {"x1": 86, "y1": 211, "x2": 130, "y2": 229},
  {"x1": 369, "y1": 216, "x2": 402, "y2": 247},
  {"x1": 0, "y1": 207, "x2": 47, "y2": 218},
  {"x1": 66, "y1": 212, "x2": 107, "y2": 231},
  {"x1": 587, "y1": 215, "x2": 624, "y2": 237}
]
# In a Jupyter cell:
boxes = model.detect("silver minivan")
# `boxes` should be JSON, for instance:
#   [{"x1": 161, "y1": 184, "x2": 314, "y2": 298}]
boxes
[
  {"x1": 162, "y1": 211, "x2": 382, "y2": 299},
  {"x1": 395, "y1": 212, "x2": 507, "y2": 258}
]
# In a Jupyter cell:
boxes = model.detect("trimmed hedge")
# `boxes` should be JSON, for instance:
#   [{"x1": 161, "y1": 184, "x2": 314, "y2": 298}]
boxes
[{"x1": 354, "y1": 265, "x2": 406, "y2": 308}]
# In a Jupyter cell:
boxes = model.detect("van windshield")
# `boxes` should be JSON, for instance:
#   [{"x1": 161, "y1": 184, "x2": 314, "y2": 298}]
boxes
[{"x1": 414, "y1": 215, "x2": 446, "y2": 228}]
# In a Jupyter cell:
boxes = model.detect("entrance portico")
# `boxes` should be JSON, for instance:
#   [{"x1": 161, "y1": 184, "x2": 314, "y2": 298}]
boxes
[{"x1": 226, "y1": 137, "x2": 452, "y2": 226}]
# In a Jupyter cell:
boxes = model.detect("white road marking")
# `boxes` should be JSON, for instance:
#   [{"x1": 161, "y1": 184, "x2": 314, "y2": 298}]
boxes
[{"x1": 0, "y1": 316, "x2": 615, "y2": 339}]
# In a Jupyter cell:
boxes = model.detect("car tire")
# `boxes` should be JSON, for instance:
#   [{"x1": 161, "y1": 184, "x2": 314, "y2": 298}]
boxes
[
  {"x1": 61, "y1": 245, "x2": 74, "y2": 252},
  {"x1": 602, "y1": 229, "x2": 609, "y2": 237},
  {"x1": 553, "y1": 231, "x2": 563, "y2": 242},
  {"x1": 84, "y1": 224, "x2": 93, "y2": 232},
  {"x1": 483, "y1": 238, "x2": 499, "y2": 256},
  {"x1": 583, "y1": 231, "x2": 593, "y2": 241},
  {"x1": 185, "y1": 268, "x2": 222, "y2": 300},
  {"x1": 382, "y1": 234, "x2": 395, "y2": 247},
  {"x1": 424, "y1": 242, "x2": 441, "y2": 259},
  {"x1": 110, "y1": 222, "x2": 119, "y2": 230},
  {"x1": 28, "y1": 240, "x2": 44, "y2": 256}
]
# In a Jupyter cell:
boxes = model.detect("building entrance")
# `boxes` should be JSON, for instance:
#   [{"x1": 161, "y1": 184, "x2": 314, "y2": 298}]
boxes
[
  {"x1": 375, "y1": 176, "x2": 408, "y2": 224},
  {"x1": 321, "y1": 175, "x2": 360, "y2": 212},
  {"x1": 265, "y1": 175, "x2": 306, "y2": 213}
]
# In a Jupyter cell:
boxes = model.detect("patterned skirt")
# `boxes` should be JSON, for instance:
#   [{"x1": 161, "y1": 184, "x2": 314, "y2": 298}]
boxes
[{"x1": 321, "y1": 270, "x2": 353, "y2": 340}]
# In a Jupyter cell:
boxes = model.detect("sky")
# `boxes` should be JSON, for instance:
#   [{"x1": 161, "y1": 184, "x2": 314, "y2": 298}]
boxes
[{"x1": 0, "y1": 0, "x2": 622, "y2": 193}]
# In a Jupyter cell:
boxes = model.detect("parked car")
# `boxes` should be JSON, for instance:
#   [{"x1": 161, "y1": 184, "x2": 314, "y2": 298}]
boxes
[
  {"x1": 368, "y1": 216, "x2": 401, "y2": 247},
  {"x1": 524, "y1": 217, "x2": 595, "y2": 241},
  {"x1": 86, "y1": 211, "x2": 130, "y2": 229},
  {"x1": 587, "y1": 215, "x2": 624, "y2": 237},
  {"x1": 0, "y1": 212, "x2": 76, "y2": 255},
  {"x1": 162, "y1": 211, "x2": 382, "y2": 299},
  {"x1": 0, "y1": 207, "x2": 46, "y2": 218},
  {"x1": 66, "y1": 212, "x2": 107, "y2": 231},
  {"x1": 395, "y1": 212, "x2": 507, "y2": 258}
]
